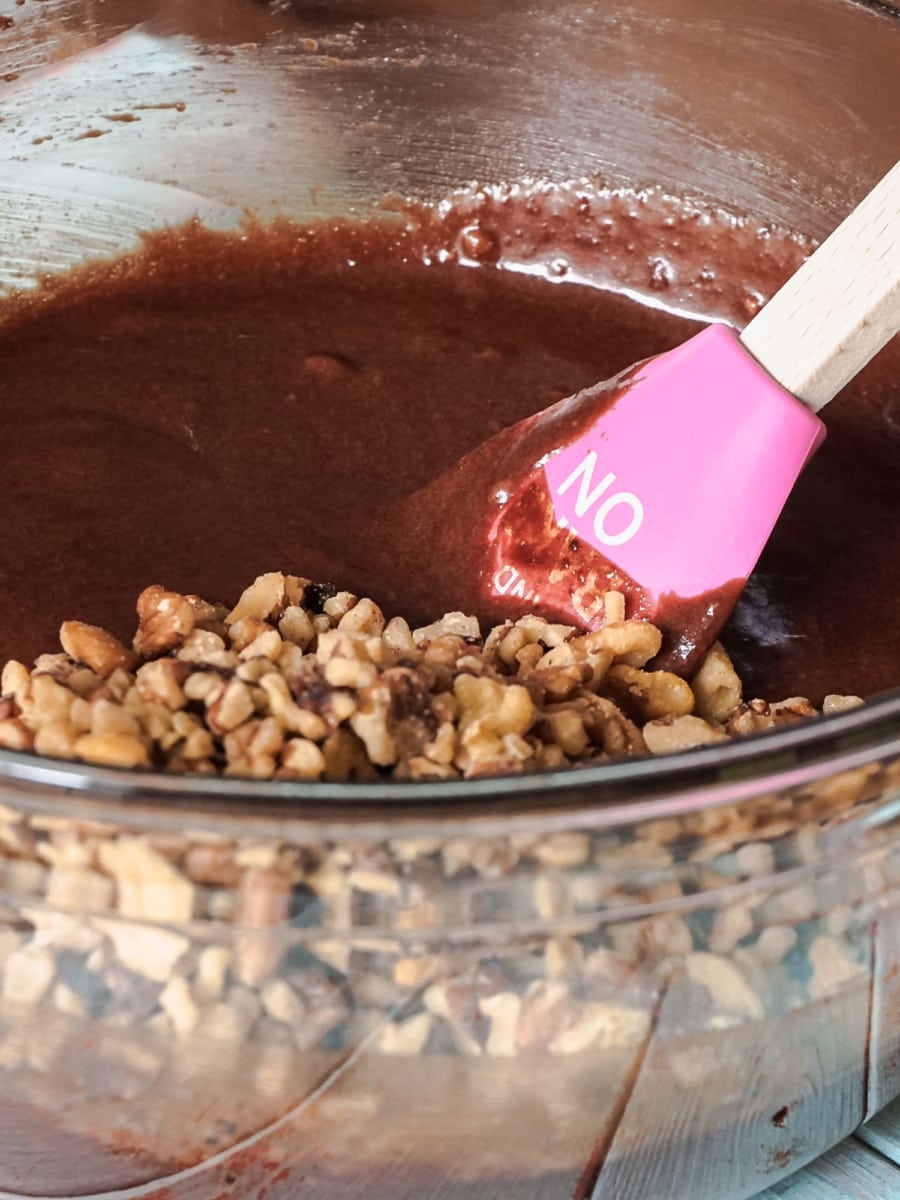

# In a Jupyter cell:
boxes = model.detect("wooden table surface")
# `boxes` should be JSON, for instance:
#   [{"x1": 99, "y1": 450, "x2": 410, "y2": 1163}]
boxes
[{"x1": 751, "y1": 1098, "x2": 900, "y2": 1199}]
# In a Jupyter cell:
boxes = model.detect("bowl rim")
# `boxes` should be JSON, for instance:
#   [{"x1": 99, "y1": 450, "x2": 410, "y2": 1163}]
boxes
[
  {"x1": 0, "y1": 686, "x2": 897, "y2": 837},
  {"x1": 1, "y1": 0, "x2": 898, "y2": 838}
]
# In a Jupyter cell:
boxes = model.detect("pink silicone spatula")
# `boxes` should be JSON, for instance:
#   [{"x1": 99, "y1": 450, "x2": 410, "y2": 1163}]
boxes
[{"x1": 396, "y1": 160, "x2": 900, "y2": 673}]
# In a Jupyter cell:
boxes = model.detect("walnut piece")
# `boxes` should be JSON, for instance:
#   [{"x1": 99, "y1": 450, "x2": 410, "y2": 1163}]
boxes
[
  {"x1": 133, "y1": 587, "x2": 196, "y2": 657},
  {"x1": 59, "y1": 622, "x2": 136, "y2": 679}
]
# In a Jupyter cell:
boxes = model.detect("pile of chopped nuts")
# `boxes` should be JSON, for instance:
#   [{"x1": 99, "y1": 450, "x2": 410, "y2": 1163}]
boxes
[{"x1": 0, "y1": 573, "x2": 861, "y2": 779}]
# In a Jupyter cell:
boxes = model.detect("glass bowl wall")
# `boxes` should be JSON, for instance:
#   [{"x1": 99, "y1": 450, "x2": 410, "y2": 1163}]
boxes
[{"x1": 1, "y1": 2, "x2": 900, "y2": 1198}]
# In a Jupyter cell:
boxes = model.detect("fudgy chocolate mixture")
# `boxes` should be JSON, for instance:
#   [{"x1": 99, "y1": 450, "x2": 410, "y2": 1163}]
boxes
[{"x1": 0, "y1": 189, "x2": 897, "y2": 703}]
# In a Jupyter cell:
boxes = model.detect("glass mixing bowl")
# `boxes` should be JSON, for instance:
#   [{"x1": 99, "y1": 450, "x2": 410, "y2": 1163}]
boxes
[{"x1": 1, "y1": 1, "x2": 899, "y2": 1198}]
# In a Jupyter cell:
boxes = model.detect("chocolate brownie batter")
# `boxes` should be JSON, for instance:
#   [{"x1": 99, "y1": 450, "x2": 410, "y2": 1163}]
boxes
[{"x1": 0, "y1": 187, "x2": 897, "y2": 702}]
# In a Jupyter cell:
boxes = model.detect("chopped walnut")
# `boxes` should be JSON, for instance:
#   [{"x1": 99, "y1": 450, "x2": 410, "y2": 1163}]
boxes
[
  {"x1": 279, "y1": 737, "x2": 326, "y2": 780},
  {"x1": 134, "y1": 587, "x2": 196, "y2": 657},
  {"x1": 692, "y1": 641, "x2": 743, "y2": 723},
  {"x1": 135, "y1": 659, "x2": 189, "y2": 711},
  {"x1": 0, "y1": 572, "x2": 857, "y2": 780},
  {"x1": 176, "y1": 629, "x2": 238, "y2": 669},
  {"x1": 228, "y1": 617, "x2": 275, "y2": 654},
  {"x1": 59, "y1": 621, "x2": 136, "y2": 679},
  {"x1": 226, "y1": 572, "x2": 305, "y2": 625},
  {"x1": 582, "y1": 695, "x2": 646, "y2": 757},
  {"x1": 349, "y1": 686, "x2": 398, "y2": 767},
  {"x1": 413, "y1": 612, "x2": 481, "y2": 646},
  {"x1": 0, "y1": 718, "x2": 34, "y2": 751},
  {"x1": 338, "y1": 597, "x2": 386, "y2": 637},
  {"x1": 604, "y1": 663, "x2": 695, "y2": 723},
  {"x1": 207, "y1": 679, "x2": 256, "y2": 735},
  {"x1": 322, "y1": 728, "x2": 375, "y2": 780},
  {"x1": 643, "y1": 715, "x2": 729, "y2": 755},
  {"x1": 73, "y1": 732, "x2": 150, "y2": 769},
  {"x1": 822, "y1": 694, "x2": 864, "y2": 715},
  {"x1": 726, "y1": 697, "x2": 818, "y2": 738},
  {"x1": 279, "y1": 606, "x2": 316, "y2": 649},
  {"x1": 0, "y1": 660, "x2": 29, "y2": 697},
  {"x1": 455, "y1": 675, "x2": 534, "y2": 738}
]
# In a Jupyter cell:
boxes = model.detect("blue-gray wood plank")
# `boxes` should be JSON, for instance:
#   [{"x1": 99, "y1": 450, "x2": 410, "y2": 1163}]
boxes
[
  {"x1": 750, "y1": 1097, "x2": 900, "y2": 1200},
  {"x1": 858, "y1": 1099, "x2": 900, "y2": 1167}
]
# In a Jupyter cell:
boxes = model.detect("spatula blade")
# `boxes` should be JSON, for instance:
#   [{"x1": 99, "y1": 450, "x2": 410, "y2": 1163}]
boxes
[{"x1": 483, "y1": 324, "x2": 825, "y2": 671}]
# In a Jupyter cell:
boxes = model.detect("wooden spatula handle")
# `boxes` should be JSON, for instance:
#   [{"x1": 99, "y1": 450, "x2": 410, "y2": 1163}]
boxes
[{"x1": 739, "y1": 159, "x2": 900, "y2": 414}]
